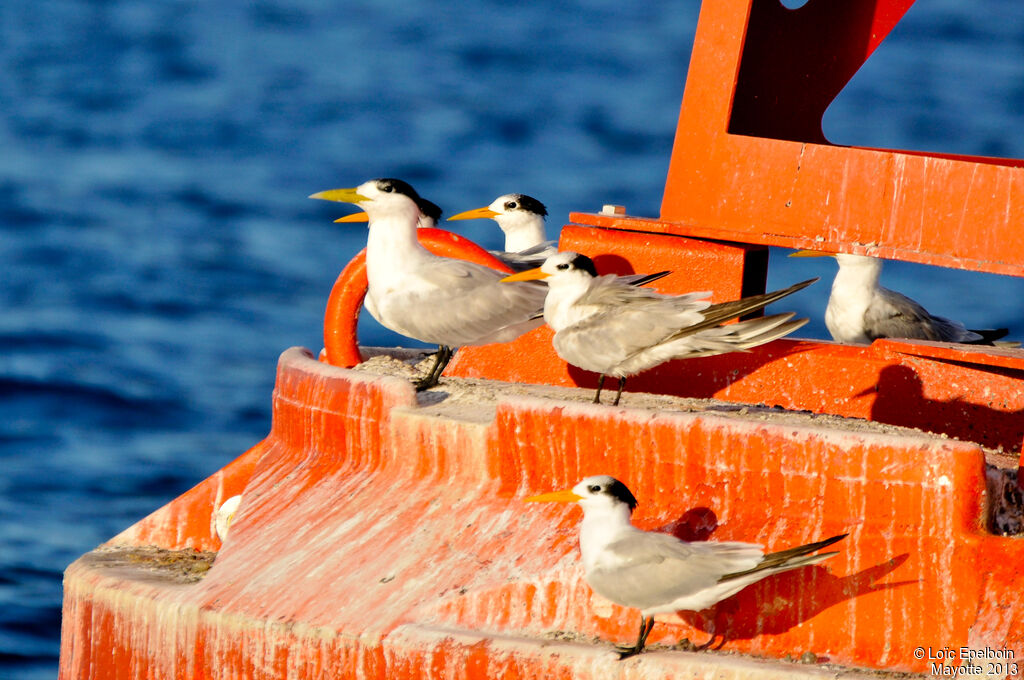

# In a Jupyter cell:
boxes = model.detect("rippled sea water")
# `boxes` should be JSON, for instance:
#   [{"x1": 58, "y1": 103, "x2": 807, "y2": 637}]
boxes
[{"x1": 3, "y1": 2, "x2": 1024, "y2": 677}]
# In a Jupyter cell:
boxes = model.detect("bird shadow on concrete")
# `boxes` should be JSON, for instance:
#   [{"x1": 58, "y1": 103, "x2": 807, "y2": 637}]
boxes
[
  {"x1": 862, "y1": 363, "x2": 1024, "y2": 453},
  {"x1": 654, "y1": 508, "x2": 914, "y2": 649},
  {"x1": 679, "y1": 552, "x2": 913, "y2": 647}
]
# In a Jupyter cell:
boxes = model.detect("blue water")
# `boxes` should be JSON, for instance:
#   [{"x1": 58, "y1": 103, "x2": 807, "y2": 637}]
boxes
[{"x1": 3, "y1": 2, "x2": 1024, "y2": 677}]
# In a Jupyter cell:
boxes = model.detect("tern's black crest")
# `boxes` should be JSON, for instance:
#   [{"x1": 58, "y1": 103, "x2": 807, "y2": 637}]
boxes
[
  {"x1": 504, "y1": 194, "x2": 547, "y2": 217},
  {"x1": 418, "y1": 198, "x2": 443, "y2": 222},
  {"x1": 604, "y1": 478, "x2": 639, "y2": 513},
  {"x1": 374, "y1": 178, "x2": 421, "y2": 201},
  {"x1": 569, "y1": 253, "x2": 598, "y2": 278}
]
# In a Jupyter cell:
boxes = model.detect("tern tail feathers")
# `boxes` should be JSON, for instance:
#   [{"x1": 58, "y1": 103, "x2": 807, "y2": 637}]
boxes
[
  {"x1": 965, "y1": 327, "x2": 1010, "y2": 345},
  {"x1": 637, "y1": 314, "x2": 808, "y2": 362},
  {"x1": 490, "y1": 241, "x2": 559, "y2": 272},
  {"x1": 719, "y1": 533, "x2": 847, "y2": 582},
  {"x1": 620, "y1": 270, "x2": 671, "y2": 288},
  {"x1": 667, "y1": 277, "x2": 817, "y2": 341}
]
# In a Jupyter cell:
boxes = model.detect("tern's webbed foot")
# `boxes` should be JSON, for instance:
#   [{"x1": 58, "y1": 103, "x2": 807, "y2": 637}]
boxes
[
  {"x1": 695, "y1": 635, "x2": 717, "y2": 651},
  {"x1": 675, "y1": 635, "x2": 716, "y2": 652},
  {"x1": 614, "y1": 615, "x2": 654, "y2": 660},
  {"x1": 615, "y1": 645, "x2": 645, "y2": 660},
  {"x1": 413, "y1": 375, "x2": 441, "y2": 391},
  {"x1": 413, "y1": 345, "x2": 454, "y2": 391}
]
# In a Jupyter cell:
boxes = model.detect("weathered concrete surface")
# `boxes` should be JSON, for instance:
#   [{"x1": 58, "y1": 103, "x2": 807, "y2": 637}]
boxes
[{"x1": 59, "y1": 348, "x2": 1022, "y2": 678}]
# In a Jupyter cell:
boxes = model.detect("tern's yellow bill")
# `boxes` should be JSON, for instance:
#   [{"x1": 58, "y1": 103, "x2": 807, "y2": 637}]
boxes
[
  {"x1": 308, "y1": 188, "x2": 369, "y2": 204},
  {"x1": 524, "y1": 489, "x2": 584, "y2": 503},
  {"x1": 447, "y1": 206, "x2": 500, "y2": 221}
]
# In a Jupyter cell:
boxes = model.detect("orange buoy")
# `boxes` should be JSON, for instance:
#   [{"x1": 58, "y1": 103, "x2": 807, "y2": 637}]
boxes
[{"x1": 60, "y1": 1, "x2": 1024, "y2": 677}]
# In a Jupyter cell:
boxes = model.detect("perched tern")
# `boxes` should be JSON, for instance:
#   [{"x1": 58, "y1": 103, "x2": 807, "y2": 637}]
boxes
[
  {"x1": 790, "y1": 251, "x2": 1008, "y2": 345},
  {"x1": 527, "y1": 476, "x2": 846, "y2": 658},
  {"x1": 310, "y1": 179, "x2": 548, "y2": 390},
  {"x1": 214, "y1": 495, "x2": 242, "y2": 542},
  {"x1": 503, "y1": 252, "x2": 817, "y2": 405},
  {"x1": 448, "y1": 193, "x2": 557, "y2": 271}
]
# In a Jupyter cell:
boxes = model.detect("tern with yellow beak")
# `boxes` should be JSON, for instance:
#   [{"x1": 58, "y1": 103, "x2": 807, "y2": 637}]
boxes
[
  {"x1": 790, "y1": 250, "x2": 1008, "y2": 345},
  {"x1": 527, "y1": 475, "x2": 846, "y2": 658},
  {"x1": 448, "y1": 193, "x2": 557, "y2": 271},
  {"x1": 503, "y1": 251, "x2": 816, "y2": 405},
  {"x1": 310, "y1": 178, "x2": 547, "y2": 390}
]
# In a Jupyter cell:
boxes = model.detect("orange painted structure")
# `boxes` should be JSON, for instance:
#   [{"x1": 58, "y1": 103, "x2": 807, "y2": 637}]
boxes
[{"x1": 60, "y1": 1, "x2": 1024, "y2": 678}]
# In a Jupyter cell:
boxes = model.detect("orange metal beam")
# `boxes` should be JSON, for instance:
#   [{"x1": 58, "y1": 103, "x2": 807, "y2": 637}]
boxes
[{"x1": 660, "y1": 0, "x2": 1024, "y2": 276}]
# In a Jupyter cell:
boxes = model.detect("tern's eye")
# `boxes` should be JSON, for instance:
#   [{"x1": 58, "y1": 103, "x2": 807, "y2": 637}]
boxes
[
  {"x1": 587, "y1": 484, "x2": 601, "y2": 493},
  {"x1": 504, "y1": 201, "x2": 517, "y2": 210},
  {"x1": 556, "y1": 263, "x2": 570, "y2": 271},
  {"x1": 381, "y1": 184, "x2": 393, "y2": 193}
]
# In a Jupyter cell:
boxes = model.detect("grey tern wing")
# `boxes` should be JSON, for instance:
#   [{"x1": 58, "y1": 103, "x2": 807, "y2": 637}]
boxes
[
  {"x1": 489, "y1": 241, "x2": 559, "y2": 272},
  {"x1": 586, "y1": 531, "x2": 764, "y2": 611},
  {"x1": 619, "y1": 313, "x2": 808, "y2": 366},
  {"x1": 554, "y1": 285, "x2": 712, "y2": 372},
  {"x1": 866, "y1": 287, "x2": 981, "y2": 343},
  {"x1": 384, "y1": 257, "x2": 547, "y2": 346}
]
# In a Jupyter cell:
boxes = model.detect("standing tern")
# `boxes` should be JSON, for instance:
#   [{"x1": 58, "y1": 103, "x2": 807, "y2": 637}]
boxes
[
  {"x1": 448, "y1": 193, "x2": 557, "y2": 271},
  {"x1": 503, "y1": 251, "x2": 817, "y2": 405},
  {"x1": 790, "y1": 251, "x2": 1008, "y2": 345},
  {"x1": 527, "y1": 476, "x2": 846, "y2": 658},
  {"x1": 310, "y1": 178, "x2": 547, "y2": 390}
]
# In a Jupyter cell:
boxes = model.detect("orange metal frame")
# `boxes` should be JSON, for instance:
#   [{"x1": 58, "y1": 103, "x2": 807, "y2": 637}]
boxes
[
  {"x1": 60, "y1": 1, "x2": 1024, "y2": 678},
  {"x1": 662, "y1": 0, "x2": 1024, "y2": 276}
]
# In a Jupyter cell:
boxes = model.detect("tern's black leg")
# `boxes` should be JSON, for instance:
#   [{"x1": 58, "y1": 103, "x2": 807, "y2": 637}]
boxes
[
  {"x1": 592, "y1": 374, "x2": 606, "y2": 404},
  {"x1": 428, "y1": 345, "x2": 454, "y2": 387},
  {"x1": 611, "y1": 377, "x2": 627, "y2": 406},
  {"x1": 617, "y1": 616, "x2": 655, "y2": 659},
  {"x1": 414, "y1": 345, "x2": 454, "y2": 391}
]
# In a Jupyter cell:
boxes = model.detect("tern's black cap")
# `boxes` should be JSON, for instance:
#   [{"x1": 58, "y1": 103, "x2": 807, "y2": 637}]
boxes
[
  {"x1": 606, "y1": 478, "x2": 639, "y2": 512},
  {"x1": 585, "y1": 477, "x2": 638, "y2": 512},
  {"x1": 569, "y1": 253, "x2": 598, "y2": 278},
  {"x1": 503, "y1": 194, "x2": 547, "y2": 217},
  {"x1": 373, "y1": 178, "x2": 421, "y2": 201}
]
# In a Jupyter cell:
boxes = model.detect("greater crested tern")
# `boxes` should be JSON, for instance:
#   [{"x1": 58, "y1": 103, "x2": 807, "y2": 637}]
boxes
[
  {"x1": 448, "y1": 193, "x2": 557, "y2": 271},
  {"x1": 503, "y1": 252, "x2": 816, "y2": 405},
  {"x1": 310, "y1": 178, "x2": 547, "y2": 390},
  {"x1": 214, "y1": 495, "x2": 242, "y2": 542},
  {"x1": 790, "y1": 251, "x2": 1008, "y2": 345},
  {"x1": 527, "y1": 475, "x2": 846, "y2": 658}
]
